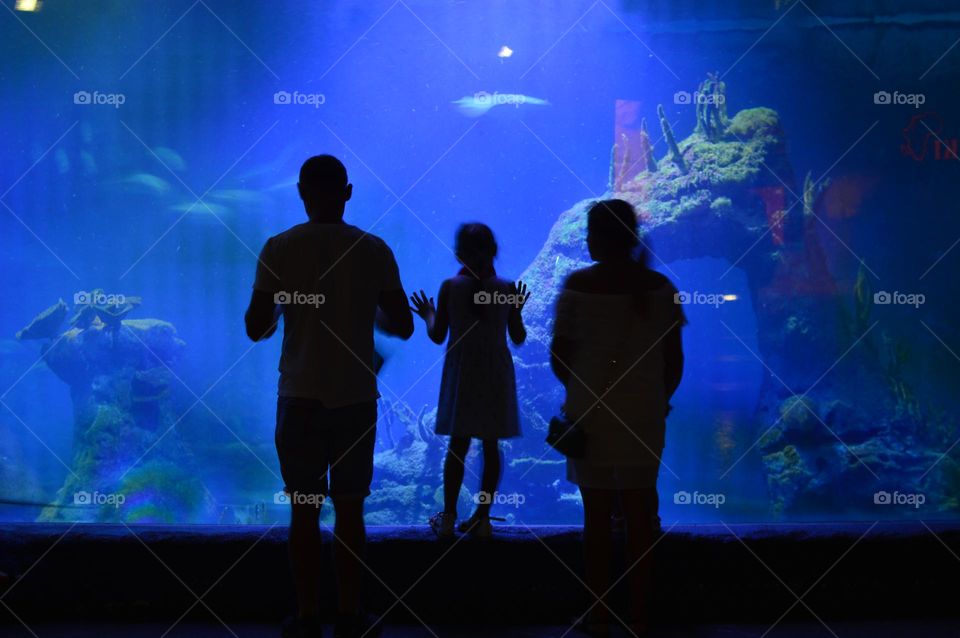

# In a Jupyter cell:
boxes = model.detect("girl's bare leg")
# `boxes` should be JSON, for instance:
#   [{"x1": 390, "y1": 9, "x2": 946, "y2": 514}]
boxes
[
  {"x1": 443, "y1": 436, "x2": 471, "y2": 517},
  {"x1": 477, "y1": 438, "x2": 502, "y2": 517}
]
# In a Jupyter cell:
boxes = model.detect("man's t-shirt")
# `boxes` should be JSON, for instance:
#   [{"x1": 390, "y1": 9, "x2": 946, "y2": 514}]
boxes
[{"x1": 253, "y1": 222, "x2": 403, "y2": 407}]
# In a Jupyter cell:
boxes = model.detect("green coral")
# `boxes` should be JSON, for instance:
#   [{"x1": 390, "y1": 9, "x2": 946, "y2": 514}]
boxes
[
  {"x1": 779, "y1": 395, "x2": 818, "y2": 430},
  {"x1": 710, "y1": 196, "x2": 732, "y2": 211},
  {"x1": 117, "y1": 460, "x2": 209, "y2": 523},
  {"x1": 852, "y1": 265, "x2": 872, "y2": 336},
  {"x1": 657, "y1": 104, "x2": 687, "y2": 173},
  {"x1": 694, "y1": 71, "x2": 730, "y2": 142},
  {"x1": 725, "y1": 107, "x2": 780, "y2": 139},
  {"x1": 640, "y1": 118, "x2": 657, "y2": 173},
  {"x1": 762, "y1": 445, "x2": 812, "y2": 517},
  {"x1": 802, "y1": 171, "x2": 830, "y2": 218}
]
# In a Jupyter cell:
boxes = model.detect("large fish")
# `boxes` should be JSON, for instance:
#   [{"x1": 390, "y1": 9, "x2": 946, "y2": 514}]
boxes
[
  {"x1": 116, "y1": 173, "x2": 171, "y2": 194},
  {"x1": 169, "y1": 201, "x2": 230, "y2": 216},
  {"x1": 152, "y1": 147, "x2": 187, "y2": 172},
  {"x1": 207, "y1": 189, "x2": 266, "y2": 206},
  {"x1": 452, "y1": 92, "x2": 550, "y2": 118},
  {"x1": 16, "y1": 299, "x2": 67, "y2": 341}
]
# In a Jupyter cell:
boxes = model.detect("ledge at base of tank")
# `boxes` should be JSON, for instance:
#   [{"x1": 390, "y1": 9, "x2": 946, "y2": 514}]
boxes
[{"x1": 0, "y1": 522, "x2": 956, "y2": 624}]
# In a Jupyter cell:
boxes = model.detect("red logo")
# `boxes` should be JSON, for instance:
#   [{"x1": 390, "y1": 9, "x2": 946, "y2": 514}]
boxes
[{"x1": 901, "y1": 112, "x2": 958, "y2": 161}]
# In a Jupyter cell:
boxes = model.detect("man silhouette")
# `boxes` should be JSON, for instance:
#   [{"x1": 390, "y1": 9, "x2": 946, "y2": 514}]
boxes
[{"x1": 245, "y1": 154, "x2": 413, "y2": 638}]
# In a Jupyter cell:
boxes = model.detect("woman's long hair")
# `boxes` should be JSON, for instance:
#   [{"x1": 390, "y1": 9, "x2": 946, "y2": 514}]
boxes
[
  {"x1": 586, "y1": 199, "x2": 650, "y2": 267},
  {"x1": 586, "y1": 199, "x2": 654, "y2": 318}
]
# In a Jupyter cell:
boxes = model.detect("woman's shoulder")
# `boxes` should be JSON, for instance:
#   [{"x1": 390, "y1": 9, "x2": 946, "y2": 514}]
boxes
[
  {"x1": 562, "y1": 266, "x2": 600, "y2": 292},
  {"x1": 642, "y1": 269, "x2": 677, "y2": 294},
  {"x1": 562, "y1": 264, "x2": 675, "y2": 294}
]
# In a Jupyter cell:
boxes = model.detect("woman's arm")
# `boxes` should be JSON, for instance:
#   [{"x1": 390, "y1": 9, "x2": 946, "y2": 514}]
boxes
[
  {"x1": 507, "y1": 280, "x2": 528, "y2": 345},
  {"x1": 550, "y1": 278, "x2": 578, "y2": 385},
  {"x1": 550, "y1": 335, "x2": 576, "y2": 385},
  {"x1": 663, "y1": 324, "x2": 684, "y2": 403}
]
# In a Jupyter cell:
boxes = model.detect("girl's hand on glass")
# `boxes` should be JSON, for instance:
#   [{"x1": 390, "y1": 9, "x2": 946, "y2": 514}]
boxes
[
  {"x1": 409, "y1": 290, "x2": 436, "y2": 322},
  {"x1": 510, "y1": 280, "x2": 530, "y2": 313}
]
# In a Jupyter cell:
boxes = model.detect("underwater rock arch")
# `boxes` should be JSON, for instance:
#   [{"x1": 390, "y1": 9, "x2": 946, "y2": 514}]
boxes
[
  {"x1": 509, "y1": 101, "x2": 922, "y2": 518},
  {"x1": 515, "y1": 105, "x2": 833, "y2": 407}
]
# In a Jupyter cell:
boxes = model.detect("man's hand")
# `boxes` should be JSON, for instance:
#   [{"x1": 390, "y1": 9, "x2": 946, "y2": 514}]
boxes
[
  {"x1": 245, "y1": 290, "x2": 280, "y2": 341},
  {"x1": 376, "y1": 289, "x2": 414, "y2": 339}
]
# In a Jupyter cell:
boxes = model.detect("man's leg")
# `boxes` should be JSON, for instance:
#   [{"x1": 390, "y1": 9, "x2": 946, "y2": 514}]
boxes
[
  {"x1": 327, "y1": 401, "x2": 377, "y2": 621},
  {"x1": 332, "y1": 496, "x2": 365, "y2": 615},
  {"x1": 289, "y1": 500, "x2": 323, "y2": 618},
  {"x1": 275, "y1": 396, "x2": 329, "y2": 622}
]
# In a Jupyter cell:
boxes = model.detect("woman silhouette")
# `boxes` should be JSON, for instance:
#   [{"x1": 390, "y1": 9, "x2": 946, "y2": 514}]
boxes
[{"x1": 551, "y1": 199, "x2": 685, "y2": 636}]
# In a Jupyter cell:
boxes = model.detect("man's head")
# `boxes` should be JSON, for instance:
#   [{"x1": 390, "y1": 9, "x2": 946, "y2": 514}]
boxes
[{"x1": 297, "y1": 154, "x2": 352, "y2": 220}]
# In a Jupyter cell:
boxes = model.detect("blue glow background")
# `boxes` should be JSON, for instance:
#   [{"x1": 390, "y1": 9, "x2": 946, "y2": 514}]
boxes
[{"x1": 2, "y1": 0, "x2": 959, "y2": 524}]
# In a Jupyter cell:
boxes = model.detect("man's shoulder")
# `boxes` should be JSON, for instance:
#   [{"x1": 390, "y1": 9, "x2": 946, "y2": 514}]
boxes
[
  {"x1": 350, "y1": 226, "x2": 391, "y2": 250},
  {"x1": 270, "y1": 223, "x2": 391, "y2": 250},
  {"x1": 268, "y1": 222, "x2": 311, "y2": 244}
]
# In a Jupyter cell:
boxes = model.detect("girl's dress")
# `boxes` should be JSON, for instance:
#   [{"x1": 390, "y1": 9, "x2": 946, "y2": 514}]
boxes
[{"x1": 434, "y1": 273, "x2": 521, "y2": 440}]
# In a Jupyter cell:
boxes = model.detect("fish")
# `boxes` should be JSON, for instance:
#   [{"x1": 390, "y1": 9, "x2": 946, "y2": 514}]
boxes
[
  {"x1": 54, "y1": 148, "x2": 70, "y2": 174},
  {"x1": 207, "y1": 189, "x2": 266, "y2": 206},
  {"x1": 266, "y1": 176, "x2": 299, "y2": 191},
  {"x1": 16, "y1": 299, "x2": 67, "y2": 341},
  {"x1": 237, "y1": 144, "x2": 301, "y2": 181},
  {"x1": 169, "y1": 201, "x2": 230, "y2": 216},
  {"x1": 117, "y1": 173, "x2": 171, "y2": 194},
  {"x1": 452, "y1": 93, "x2": 549, "y2": 118},
  {"x1": 80, "y1": 150, "x2": 97, "y2": 175},
  {"x1": 152, "y1": 147, "x2": 187, "y2": 172}
]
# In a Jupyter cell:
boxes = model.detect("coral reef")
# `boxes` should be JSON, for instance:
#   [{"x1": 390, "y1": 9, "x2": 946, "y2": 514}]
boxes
[
  {"x1": 694, "y1": 72, "x2": 730, "y2": 142},
  {"x1": 16, "y1": 299, "x2": 215, "y2": 523},
  {"x1": 514, "y1": 83, "x2": 808, "y2": 519},
  {"x1": 511, "y1": 74, "x2": 956, "y2": 519},
  {"x1": 755, "y1": 266, "x2": 956, "y2": 517},
  {"x1": 367, "y1": 401, "x2": 452, "y2": 524},
  {"x1": 639, "y1": 118, "x2": 657, "y2": 174},
  {"x1": 657, "y1": 104, "x2": 687, "y2": 173},
  {"x1": 15, "y1": 299, "x2": 67, "y2": 341}
]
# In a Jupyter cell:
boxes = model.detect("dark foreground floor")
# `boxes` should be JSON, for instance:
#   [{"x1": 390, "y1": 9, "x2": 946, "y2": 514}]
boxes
[
  {"x1": 4, "y1": 522, "x2": 960, "y2": 625},
  {"x1": 4, "y1": 622, "x2": 960, "y2": 638}
]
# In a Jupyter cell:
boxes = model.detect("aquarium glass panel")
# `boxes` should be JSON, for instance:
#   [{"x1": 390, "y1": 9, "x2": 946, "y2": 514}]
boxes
[{"x1": 2, "y1": 0, "x2": 959, "y2": 524}]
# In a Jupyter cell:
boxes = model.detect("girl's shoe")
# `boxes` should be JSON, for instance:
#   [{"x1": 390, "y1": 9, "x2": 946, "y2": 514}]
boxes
[
  {"x1": 457, "y1": 512, "x2": 493, "y2": 538},
  {"x1": 428, "y1": 511, "x2": 456, "y2": 538}
]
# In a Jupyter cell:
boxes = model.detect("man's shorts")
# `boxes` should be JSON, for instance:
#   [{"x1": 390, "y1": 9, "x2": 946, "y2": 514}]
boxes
[{"x1": 275, "y1": 397, "x2": 377, "y2": 502}]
